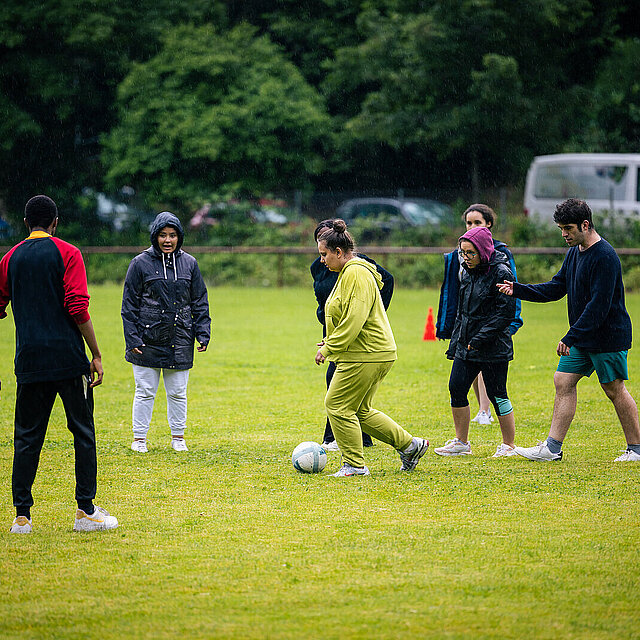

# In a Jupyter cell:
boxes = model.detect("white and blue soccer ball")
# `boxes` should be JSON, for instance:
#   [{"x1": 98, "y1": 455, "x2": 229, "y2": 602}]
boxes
[{"x1": 291, "y1": 441, "x2": 327, "y2": 474}]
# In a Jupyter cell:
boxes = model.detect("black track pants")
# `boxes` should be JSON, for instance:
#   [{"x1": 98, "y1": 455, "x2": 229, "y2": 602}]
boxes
[{"x1": 12, "y1": 376, "x2": 97, "y2": 510}]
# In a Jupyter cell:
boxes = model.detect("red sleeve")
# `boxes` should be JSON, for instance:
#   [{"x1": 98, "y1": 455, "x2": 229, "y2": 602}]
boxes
[
  {"x1": 52, "y1": 238, "x2": 91, "y2": 324},
  {"x1": 0, "y1": 243, "x2": 23, "y2": 319}
]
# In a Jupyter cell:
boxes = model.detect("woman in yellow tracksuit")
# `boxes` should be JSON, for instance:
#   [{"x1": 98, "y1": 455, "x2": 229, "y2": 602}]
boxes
[{"x1": 315, "y1": 219, "x2": 429, "y2": 476}]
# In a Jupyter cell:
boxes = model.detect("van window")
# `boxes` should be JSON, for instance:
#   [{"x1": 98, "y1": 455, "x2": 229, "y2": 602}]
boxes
[{"x1": 534, "y1": 164, "x2": 629, "y2": 200}]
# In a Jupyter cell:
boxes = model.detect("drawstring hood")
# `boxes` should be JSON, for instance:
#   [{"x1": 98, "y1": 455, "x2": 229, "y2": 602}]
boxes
[
  {"x1": 149, "y1": 211, "x2": 184, "y2": 280},
  {"x1": 162, "y1": 251, "x2": 177, "y2": 280}
]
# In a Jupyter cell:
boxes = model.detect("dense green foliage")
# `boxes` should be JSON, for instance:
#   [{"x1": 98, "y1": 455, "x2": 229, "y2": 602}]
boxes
[
  {"x1": 1, "y1": 1, "x2": 640, "y2": 230},
  {"x1": 1, "y1": 286, "x2": 639, "y2": 638},
  {"x1": 102, "y1": 24, "x2": 331, "y2": 207}
]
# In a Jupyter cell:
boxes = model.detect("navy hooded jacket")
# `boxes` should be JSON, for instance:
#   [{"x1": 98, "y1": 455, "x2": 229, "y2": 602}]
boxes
[{"x1": 121, "y1": 212, "x2": 210, "y2": 370}]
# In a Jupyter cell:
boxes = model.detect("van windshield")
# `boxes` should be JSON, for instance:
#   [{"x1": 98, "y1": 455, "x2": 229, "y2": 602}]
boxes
[{"x1": 534, "y1": 164, "x2": 628, "y2": 200}]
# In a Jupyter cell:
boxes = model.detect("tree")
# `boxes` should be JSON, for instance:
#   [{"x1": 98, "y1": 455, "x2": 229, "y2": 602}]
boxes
[
  {"x1": 567, "y1": 39, "x2": 640, "y2": 152},
  {"x1": 322, "y1": 0, "x2": 627, "y2": 190},
  {"x1": 102, "y1": 23, "x2": 331, "y2": 208},
  {"x1": 0, "y1": 0, "x2": 221, "y2": 215}
]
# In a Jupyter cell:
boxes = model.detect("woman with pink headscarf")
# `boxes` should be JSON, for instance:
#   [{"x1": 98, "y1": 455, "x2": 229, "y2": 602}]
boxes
[{"x1": 435, "y1": 226, "x2": 519, "y2": 458}]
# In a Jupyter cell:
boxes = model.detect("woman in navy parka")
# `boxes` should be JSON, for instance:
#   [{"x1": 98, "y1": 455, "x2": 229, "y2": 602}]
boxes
[{"x1": 122, "y1": 212, "x2": 210, "y2": 453}]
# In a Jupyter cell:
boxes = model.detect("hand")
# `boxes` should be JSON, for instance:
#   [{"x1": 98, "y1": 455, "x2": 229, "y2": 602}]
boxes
[
  {"x1": 556, "y1": 341, "x2": 570, "y2": 357},
  {"x1": 496, "y1": 280, "x2": 514, "y2": 296},
  {"x1": 315, "y1": 350, "x2": 326, "y2": 365},
  {"x1": 89, "y1": 356, "x2": 103, "y2": 387},
  {"x1": 132, "y1": 347, "x2": 143, "y2": 355},
  {"x1": 197, "y1": 343, "x2": 208, "y2": 352}
]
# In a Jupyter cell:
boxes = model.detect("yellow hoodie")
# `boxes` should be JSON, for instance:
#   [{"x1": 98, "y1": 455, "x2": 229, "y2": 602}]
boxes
[{"x1": 319, "y1": 257, "x2": 397, "y2": 362}]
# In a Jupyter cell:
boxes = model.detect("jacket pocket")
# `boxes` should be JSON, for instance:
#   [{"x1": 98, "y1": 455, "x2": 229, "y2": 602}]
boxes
[{"x1": 141, "y1": 320, "x2": 171, "y2": 346}]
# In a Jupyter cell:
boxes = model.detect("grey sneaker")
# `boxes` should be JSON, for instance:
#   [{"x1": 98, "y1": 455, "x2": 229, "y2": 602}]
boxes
[
  {"x1": 331, "y1": 464, "x2": 370, "y2": 477},
  {"x1": 73, "y1": 506, "x2": 119, "y2": 532},
  {"x1": 515, "y1": 441, "x2": 562, "y2": 461},
  {"x1": 321, "y1": 440, "x2": 340, "y2": 452},
  {"x1": 10, "y1": 516, "x2": 32, "y2": 534},
  {"x1": 398, "y1": 437, "x2": 430, "y2": 471},
  {"x1": 434, "y1": 438, "x2": 472, "y2": 456}
]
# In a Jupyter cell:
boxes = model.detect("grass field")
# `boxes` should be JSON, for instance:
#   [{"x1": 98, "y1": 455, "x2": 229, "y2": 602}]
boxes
[{"x1": 1, "y1": 285, "x2": 639, "y2": 639}]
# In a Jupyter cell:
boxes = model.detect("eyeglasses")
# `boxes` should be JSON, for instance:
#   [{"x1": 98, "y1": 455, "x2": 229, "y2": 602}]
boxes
[{"x1": 459, "y1": 249, "x2": 478, "y2": 259}]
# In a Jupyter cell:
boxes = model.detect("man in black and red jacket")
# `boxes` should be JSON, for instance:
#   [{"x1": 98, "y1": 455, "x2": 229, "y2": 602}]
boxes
[{"x1": 0, "y1": 195, "x2": 118, "y2": 533}]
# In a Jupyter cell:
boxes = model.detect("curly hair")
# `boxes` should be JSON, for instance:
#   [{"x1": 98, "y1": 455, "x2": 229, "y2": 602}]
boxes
[
  {"x1": 24, "y1": 195, "x2": 58, "y2": 229},
  {"x1": 553, "y1": 198, "x2": 594, "y2": 228}
]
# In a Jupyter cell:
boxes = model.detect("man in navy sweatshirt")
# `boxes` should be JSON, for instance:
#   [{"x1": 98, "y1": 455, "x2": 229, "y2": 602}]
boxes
[
  {"x1": 0, "y1": 195, "x2": 119, "y2": 532},
  {"x1": 497, "y1": 198, "x2": 640, "y2": 462}
]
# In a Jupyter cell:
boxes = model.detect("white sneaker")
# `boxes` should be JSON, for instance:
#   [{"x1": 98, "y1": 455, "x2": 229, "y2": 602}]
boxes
[
  {"x1": 614, "y1": 449, "x2": 640, "y2": 462},
  {"x1": 398, "y1": 437, "x2": 430, "y2": 471},
  {"x1": 331, "y1": 464, "x2": 370, "y2": 477},
  {"x1": 492, "y1": 443, "x2": 518, "y2": 457},
  {"x1": 434, "y1": 438, "x2": 472, "y2": 456},
  {"x1": 472, "y1": 410, "x2": 494, "y2": 424},
  {"x1": 131, "y1": 440, "x2": 148, "y2": 453},
  {"x1": 515, "y1": 441, "x2": 562, "y2": 461},
  {"x1": 10, "y1": 516, "x2": 32, "y2": 534},
  {"x1": 171, "y1": 438, "x2": 188, "y2": 452},
  {"x1": 73, "y1": 506, "x2": 118, "y2": 532},
  {"x1": 321, "y1": 441, "x2": 340, "y2": 452}
]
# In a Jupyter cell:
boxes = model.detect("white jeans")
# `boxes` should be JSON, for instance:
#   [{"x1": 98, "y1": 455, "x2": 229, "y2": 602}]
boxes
[{"x1": 132, "y1": 365, "x2": 190, "y2": 440}]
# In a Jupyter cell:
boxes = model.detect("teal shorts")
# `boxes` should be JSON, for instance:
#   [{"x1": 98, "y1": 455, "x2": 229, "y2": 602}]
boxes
[{"x1": 557, "y1": 346, "x2": 629, "y2": 384}]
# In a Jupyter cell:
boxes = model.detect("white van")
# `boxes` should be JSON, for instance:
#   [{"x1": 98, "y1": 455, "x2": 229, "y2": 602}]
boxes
[{"x1": 524, "y1": 153, "x2": 640, "y2": 223}]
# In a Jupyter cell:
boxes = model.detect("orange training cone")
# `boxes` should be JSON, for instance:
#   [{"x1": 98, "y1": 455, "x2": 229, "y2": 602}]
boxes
[{"x1": 423, "y1": 307, "x2": 436, "y2": 341}]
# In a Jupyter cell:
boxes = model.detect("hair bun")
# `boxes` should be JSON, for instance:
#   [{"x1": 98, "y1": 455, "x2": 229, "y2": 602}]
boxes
[{"x1": 332, "y1": 219, "x2": 347, "y2": 233}]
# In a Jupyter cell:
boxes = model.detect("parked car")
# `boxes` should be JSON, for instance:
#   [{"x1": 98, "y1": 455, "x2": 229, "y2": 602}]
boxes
[
  {"x1": 189, "y1": 198, "x2": 292, "y2": 230},
  {"x1": 335, "y1": 197, "x2": 453, "y2": 230},
  {"x1": 82, "y1": 187, "x2": 155, "y2": 232}
]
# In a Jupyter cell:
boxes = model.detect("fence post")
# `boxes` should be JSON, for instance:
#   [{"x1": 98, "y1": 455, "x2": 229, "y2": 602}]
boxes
[{"x1": 277, "y1": 253, "x2": 284, "y2": 287}]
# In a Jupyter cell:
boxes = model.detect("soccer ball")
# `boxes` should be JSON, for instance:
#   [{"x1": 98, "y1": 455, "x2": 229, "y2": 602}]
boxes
[{"x1": 291, "y1": 441, "x2": 327, "y2": 474}]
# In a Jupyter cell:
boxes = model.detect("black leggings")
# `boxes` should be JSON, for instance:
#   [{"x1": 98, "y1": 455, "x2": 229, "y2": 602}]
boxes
[
  {"x1": 449, "y1": 358, "x2": 513, "y2": 416},
  {"x1": 322, "y1": 360, "x2": 373, "y2": 446}
]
